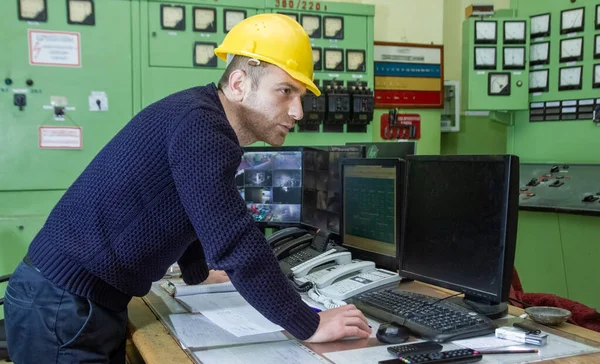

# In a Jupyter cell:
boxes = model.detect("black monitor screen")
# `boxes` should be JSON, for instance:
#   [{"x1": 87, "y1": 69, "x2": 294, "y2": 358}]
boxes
[
  {"x1": 236, "y1": 149, "x2": 303, "y2": 225},
  {"x1": 301, "y1": 146, "x2": 364, "y2": 234},
  {"x1": 339, "y1": 159, "x2": 403, "y2": 271},
  {"x1": 399, "y1": 155, "x2": 519, "y2": 305}
]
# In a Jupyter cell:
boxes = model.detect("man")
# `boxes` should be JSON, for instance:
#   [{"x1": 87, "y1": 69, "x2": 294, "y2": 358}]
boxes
[{"x1": 4, "y1": 13, "x2": 371, "y2": 363}]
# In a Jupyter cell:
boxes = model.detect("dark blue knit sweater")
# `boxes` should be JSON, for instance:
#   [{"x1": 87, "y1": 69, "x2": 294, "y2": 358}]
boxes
[{"x1": 28, "y1": 83, "x2": 320, "y2": 340}]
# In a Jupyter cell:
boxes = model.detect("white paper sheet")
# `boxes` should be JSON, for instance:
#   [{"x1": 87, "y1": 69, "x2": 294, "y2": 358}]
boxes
[
  {"x1": 169, "y1": 314, "x2": 288, "y2": 349},
  {"x1": 177, "y1": 292, "x2": 283, "y2": 337},
  {"x1": 453, "y1": 336, "x2": 517, "y2": 350},
  {"x1": 193, "y1": 341, "x2": 330, "y2": 364}
]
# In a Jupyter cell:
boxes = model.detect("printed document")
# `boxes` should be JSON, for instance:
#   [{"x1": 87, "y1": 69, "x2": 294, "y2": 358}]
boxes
[{"x1": 177, "y1": 292, "x2": 283, "y2": 337}]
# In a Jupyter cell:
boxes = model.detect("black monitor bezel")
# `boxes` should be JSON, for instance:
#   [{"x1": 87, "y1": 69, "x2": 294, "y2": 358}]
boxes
[
  {"x1": 298, "y1": 145, "x2": 366, "y2": 235},
  {"x1": 339, "y1": 158, "x2": 405, "y2": 272},
  {"x1": 398, "y1": 154, "x2": 519, "y2": 304},
  {"x1": 239, "y1": 146, "x2": 309, "y2": 228}
]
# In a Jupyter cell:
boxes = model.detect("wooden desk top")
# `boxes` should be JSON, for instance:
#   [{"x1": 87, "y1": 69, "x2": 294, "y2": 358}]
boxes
[{"x1": 126, "y1": 281, "x2": 600, "y2": 364}]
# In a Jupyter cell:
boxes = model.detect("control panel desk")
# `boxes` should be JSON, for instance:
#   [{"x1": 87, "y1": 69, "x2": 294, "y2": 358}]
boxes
[{"x1": 126, "y1": 281, "x2": 600, "y2": 364}]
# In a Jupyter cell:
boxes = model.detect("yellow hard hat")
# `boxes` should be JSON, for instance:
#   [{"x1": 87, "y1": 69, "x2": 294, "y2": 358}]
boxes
[{"x1": 214, "y1": 13, "x2": 320, "y2": 96}]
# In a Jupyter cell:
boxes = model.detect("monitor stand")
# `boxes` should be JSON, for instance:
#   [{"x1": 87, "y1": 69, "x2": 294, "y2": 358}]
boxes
[{"x1": 448, "y1": 295, "x2": 508, "y2": 320}]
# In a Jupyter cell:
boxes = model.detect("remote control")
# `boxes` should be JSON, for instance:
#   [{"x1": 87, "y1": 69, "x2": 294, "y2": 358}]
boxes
[
  {"x1": 398, "y1": 348, "x2": 482, "y2": 363},
  {"x1": 387, "y1": 341, "x2": 443, "y2": 356}
]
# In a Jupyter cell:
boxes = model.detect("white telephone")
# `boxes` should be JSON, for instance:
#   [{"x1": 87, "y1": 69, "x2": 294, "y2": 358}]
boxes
[
  {"x1": 290, "y1": 250, "x2": 352, "y2": 278},
  {"x1": 296, "y1": 259, "x2": 402, "y2": 302}
]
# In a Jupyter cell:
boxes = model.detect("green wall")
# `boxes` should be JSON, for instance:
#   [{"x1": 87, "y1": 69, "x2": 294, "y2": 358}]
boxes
[{"x1": 441, "y1": 115, "x2": 508, "y2": 155}]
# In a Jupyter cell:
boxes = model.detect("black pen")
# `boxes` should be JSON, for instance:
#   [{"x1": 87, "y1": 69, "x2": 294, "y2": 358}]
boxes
[{"x1": 477, "y1": 349, "x2": 539, "y2": 355}]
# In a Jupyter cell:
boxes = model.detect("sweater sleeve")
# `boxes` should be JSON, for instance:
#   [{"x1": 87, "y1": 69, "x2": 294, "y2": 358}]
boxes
[
  {"x1": 177, "y1": 240, "x2": 210, "y2": 285},
  {"x1": 167, "y1": 110, "x2": 320, "y2": 340}
]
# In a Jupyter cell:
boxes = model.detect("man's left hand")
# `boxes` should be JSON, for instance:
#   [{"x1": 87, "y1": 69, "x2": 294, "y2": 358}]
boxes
[{"x1": 201, "y1": 269, "x2": 230, "y2": 285}]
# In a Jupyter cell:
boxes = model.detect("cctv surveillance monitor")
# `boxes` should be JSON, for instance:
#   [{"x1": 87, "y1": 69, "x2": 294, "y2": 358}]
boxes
[
  {"x1": 399, "y1": 155, "x2": 519, "y2": 318},
  {"x1": 236, "y1": 147, "x2": 307, "y2": 227}
]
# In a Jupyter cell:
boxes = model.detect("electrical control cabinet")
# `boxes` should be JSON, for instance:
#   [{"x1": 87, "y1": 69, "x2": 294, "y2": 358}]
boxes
[
  {"x1": 462, "y1": 15, "x2": 530, "y2": 111},
  {"x1": 1, "y1": 0, "x2": 134, "y2": 191}
]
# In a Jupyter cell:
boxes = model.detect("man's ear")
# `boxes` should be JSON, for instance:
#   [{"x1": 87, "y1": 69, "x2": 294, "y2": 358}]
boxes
[{"x1": 228, "y1": 69, "x2": 247, "y2": 102}]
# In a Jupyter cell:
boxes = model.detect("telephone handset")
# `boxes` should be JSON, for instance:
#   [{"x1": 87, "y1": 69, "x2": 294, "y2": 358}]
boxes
[
  {"x1": 273, "y1": 233, "x2": 313, "y2": 260},
  {"x1": 294, "y1": 259, "x2": 371, "y2": 286},
  {"x1": 266, "y1": 227, "x2": 310, "y2": 249},
  {"x1": 313, "y1": 261, "x2": 375, "y2": 288},
  {"x1": 291, "y1": 250, "x2": 352, "y2": 278}
]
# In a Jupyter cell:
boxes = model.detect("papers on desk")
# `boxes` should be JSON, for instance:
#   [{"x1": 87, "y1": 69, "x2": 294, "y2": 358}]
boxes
[
  {"x1": 453, "y1": 332, "x2": 600, "y2": 363},
  {"x1": 160, "y1": 278, "x2": 236, "y2": 297},
  {"x1": 169, "y1": 314, "x2": 287, "y2": 350},
  {"x1": 177, "y1": 292, "x2": 283, "y2": 337},
  {"x1": 193, "y1": 341, "x2": 330, "y2": 364}
]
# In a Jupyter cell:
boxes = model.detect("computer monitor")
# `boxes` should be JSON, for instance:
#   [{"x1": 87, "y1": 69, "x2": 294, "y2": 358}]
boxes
[
  {"x1": 339, "y1": 158, "x2": 404, "y2": 272},
  {"x1": 301, "y1": 146, "x2": 365, "y2": 234},
  {"x1": 398, "y1": 155, "x2": 519, "y2": 318},
  {"x1": 235, "y1": 147, "x2": 306, "y2": 227},
  {"x1": 346, "y1": 142, "x2": 416, "y2": 159}
]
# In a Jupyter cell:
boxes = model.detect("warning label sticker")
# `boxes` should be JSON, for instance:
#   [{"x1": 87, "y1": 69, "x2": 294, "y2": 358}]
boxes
[{"x1": 29, "y1": 29, "x2": 81, "y2": 67}]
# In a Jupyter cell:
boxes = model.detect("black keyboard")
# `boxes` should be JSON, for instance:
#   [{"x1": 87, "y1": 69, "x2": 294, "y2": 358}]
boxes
[{"x1": 352, "y1": 289, "x2": 496, "y2": 342}]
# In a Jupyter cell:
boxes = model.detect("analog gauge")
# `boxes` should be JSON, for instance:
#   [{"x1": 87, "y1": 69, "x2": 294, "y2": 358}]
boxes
[
  {"x1": 530, "y1": 42, "x2": 549, "y2": 65},
  {"x1": 324, "y1": 49, "x2": 343, "y2": 71},
  {"x1": 18, "y1": 0, "x2": 47, "y2": 22},
  {"x1": 560, "y1": 37, "x2": 583, "y2": 62},
  {"x1": 504, "y1": 21, "x2": 526, "y2": 44},
  {"x1": 503, "y1": 47, "x2": 525, "y2": 69},
  {"x1": 531, "y1": 13, "x2": 550, "y2": 38},
  {"x1": 529, "y1": 69, "x2": 549, "y2": 92},
  {"x1": 312, "y1": 48, "x2": 322, "y2": 71},
  {"x1": 559, "y1": 66, "x2": 582, "y2": 90},
  {"x1": 475, "y1": 21, "x2": 497, "y2": 44},
  {"x1": 474, "y1": 47, "x2": 496, "y2": 69},
  {"x1": 224, "y1": 10, "x2": 246, "y2": 32},
  {"x1": 194, "y1": 7, "x2": 216, "y2": 32},
  {"x1": 324, "y1": 16, "x2": 343, "y2": 39},
  {"x1": 161, "y1": 5, "x2": 185, "y2": 30},
  {"x1": 488, "y1": 73, "x2": 511, "y2": 95},
  {"x1": 560, "y1": 7, "x2": 584, "y2": 34},
  {"x1": 301, "y1": 15, "x2": 321, "y2": 38},
  {"x1": 346, "y1": 50, "x2": 365, "y2": 72},
  {"x1": 194, "y1": 42, "x2": 217, "y2": 67},
  {"x1": 68, "y1": 0, "x2": 95, "y2": 25}
]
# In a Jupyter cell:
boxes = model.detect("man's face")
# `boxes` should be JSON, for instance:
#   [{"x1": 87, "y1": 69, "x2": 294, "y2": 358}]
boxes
[{"x1": 239, "y1": 66, "x2": 305, "y2": 146}]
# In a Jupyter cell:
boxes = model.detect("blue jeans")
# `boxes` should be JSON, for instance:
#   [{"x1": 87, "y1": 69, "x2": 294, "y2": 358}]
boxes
[{"x1": 4, "y1": 260, "x2": 128, "y2": 364}]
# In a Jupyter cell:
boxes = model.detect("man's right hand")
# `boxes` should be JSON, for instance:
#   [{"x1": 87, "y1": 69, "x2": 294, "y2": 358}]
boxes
[{"x1": 303, "y1": 304, "x2": 372, "y2": 343}]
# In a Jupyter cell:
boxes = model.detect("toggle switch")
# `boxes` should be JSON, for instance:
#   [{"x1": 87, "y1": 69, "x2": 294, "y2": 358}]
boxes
[
  {"x1": 582, "y1": 195, "x2": 599, "y2": 202},
  {"x1": 14, "y1": 94, "x2": 26, "y2": 111},
  {"x1": 549, "y1": 180, "x2": 564, "y2": 187}
]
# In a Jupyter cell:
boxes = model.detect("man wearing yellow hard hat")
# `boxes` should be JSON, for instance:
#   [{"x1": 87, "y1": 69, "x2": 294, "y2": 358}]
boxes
[{"x1": 4, "y1": 13, "x2": 371, "y2": 363}]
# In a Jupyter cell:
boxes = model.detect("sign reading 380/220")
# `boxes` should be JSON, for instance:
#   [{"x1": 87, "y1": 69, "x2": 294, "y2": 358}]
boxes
[{"x1": 274, "y1": 0, "x2": 328, "y2": 11}]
